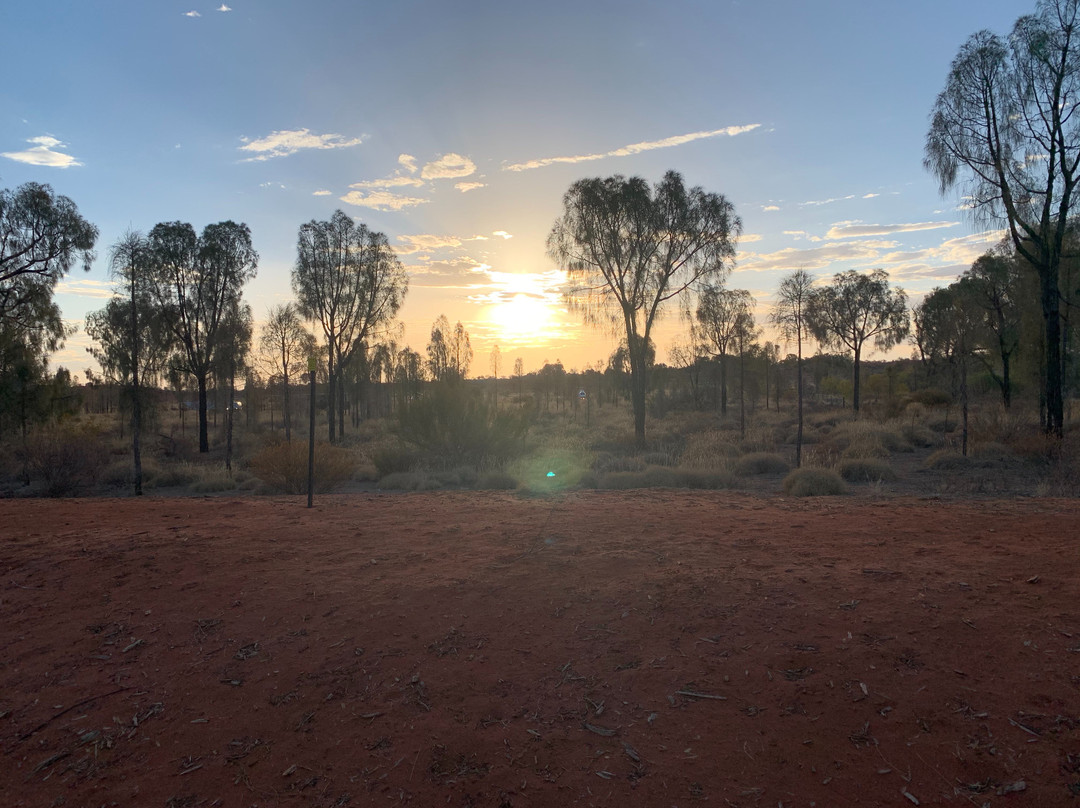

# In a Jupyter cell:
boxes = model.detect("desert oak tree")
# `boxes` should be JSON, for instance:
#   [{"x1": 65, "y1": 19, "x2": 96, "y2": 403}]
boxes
[
  {"x1": 548, "y1": 170, "x2": 740, "y2": 444},
  {"x1": 925, "y1": 0, "x2": 1080, "y2": 435}
]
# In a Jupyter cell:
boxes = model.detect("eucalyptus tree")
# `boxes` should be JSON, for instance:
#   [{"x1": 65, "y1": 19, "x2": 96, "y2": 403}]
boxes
[
  {"x1": 145, "y1": 221, "x2": 258, "y2": 453},
  {"x1": 292, "y1": 210, "x2": 407, "y2": 440},
  {"x1": 962, "y1": 251, "x2": 1022, "y2": 409},
  {"x1": 0, "y1": 182, "x2": 97, "y2": 340},
  {"x1": 925, "y1": 0, "x2": 1080, "y2": 436},
  {"x1": 548, "y1": 170, "x2": 740, "y2": 444},
  {"x1": 426, "y1": 315, "x2": 472, "y2": 382},
  {"x1": 259, "y1": 303, "x2": 316, "y2": 440},
  {"x1": 771, "y1": 269, "x2": 815, "y2": 466},
  {"x1": 807, "y1": 269, "x2": 909, "y2": 414},
  {"x1": 694, "y1": 285, "x2": 754, "y2": 416}
]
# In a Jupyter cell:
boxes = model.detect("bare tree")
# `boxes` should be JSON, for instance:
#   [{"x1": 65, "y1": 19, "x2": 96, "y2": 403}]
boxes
[
  {"x1": 807, "y1": 269, "x2": 908, "y2": 414},
  {"x1": 771, "y1": 269, "x2": 815, "y2": 466},
  {"x1": 925, "y1": 0, "x2": 1080, "y2": 435},
  {"x1": 490, "y1": 343, "x2": 501, "y2": 406},
  {"x1": 548, "y1": 170, "x2": 740, "y2": 444},
  {"x1": 259, "y1": 303, "x2": 315, "y2": 441}
]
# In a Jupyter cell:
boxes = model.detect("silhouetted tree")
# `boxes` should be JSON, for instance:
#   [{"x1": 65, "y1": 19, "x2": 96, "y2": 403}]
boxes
[
  {"x1": 259, "y1": 303, "x2": 316, "y2": 440},
  {"x1": 926, "y1": 0, "x2": 1080, "y2": 435},
  {"x1": 807, "y1": 269, "x2": 908, "y2": 414},
  {"x1": 771, "y1": 269, "x2": 815, "y2": 466},
  {"x1": 145, "y1": 220, "x2": 258, "y2": 452},
  {"x1": 694, "y1": 285, "x2": 754, "y2": 416},
  {"x1": 548, "y1": 170, "x2": 740, "y2": 444}
]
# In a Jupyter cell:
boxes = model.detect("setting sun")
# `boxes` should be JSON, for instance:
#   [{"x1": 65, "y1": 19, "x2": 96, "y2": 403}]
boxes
[{"x1": 489, "y1": 293, "x2": 552, "y2": 343}]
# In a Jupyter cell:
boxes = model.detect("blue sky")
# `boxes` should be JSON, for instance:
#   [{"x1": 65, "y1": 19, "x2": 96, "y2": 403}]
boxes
[{"x1": 1, "y1": 0, "x2": 1034, "y2": 377}]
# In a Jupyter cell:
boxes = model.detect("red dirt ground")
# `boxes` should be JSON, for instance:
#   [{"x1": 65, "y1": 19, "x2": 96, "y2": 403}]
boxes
[{"x1": 2, "y1": 492, "x2": 1080, "y2": 807}]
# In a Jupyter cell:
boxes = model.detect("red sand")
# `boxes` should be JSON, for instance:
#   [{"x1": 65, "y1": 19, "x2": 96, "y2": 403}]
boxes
[{"x1": 2, "y1": 492, "x2": 1079, "y2": 807}]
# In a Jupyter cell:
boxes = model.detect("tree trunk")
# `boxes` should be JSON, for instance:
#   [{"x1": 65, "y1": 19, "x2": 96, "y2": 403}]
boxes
[
  {"x1": 226, "y1": 363, "x2": 235, "y2": 472},
  {"x1": 283, "y1": 370, "x2": 291, "y2": 442},
  {"x1": 852, "y1": 345, "x2": 862, "y2": 414},
  {"x1": 197, "y1": 372, "x2": 210, "y2": 453},
  {"x1": 1042, "y1": 267, "x2": 1064, "y2": 437},
  {"x1": 796, "y1": 333, "x2": 804, "y2": 468},
  {"x1": 326, "y1": 348, "x2": 336, "y2": 443},
  {"x1": 720, "y1": 353, "x2": 728, "y2": 415},
  {"x1": 130, "y1": 285, "x2": 142, "y2": 496}
]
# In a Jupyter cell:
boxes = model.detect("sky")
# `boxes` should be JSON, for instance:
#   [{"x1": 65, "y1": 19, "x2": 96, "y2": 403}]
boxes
[{"x1": 1, "y1": 0, "x2": 1036, "y2": 380}]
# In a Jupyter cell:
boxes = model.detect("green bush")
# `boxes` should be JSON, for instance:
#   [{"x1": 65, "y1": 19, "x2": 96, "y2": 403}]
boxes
[
  {"x1": 371, "y1": 443, "x2": 422, "y2": 476},
  {"x1": 248, "y1": 440, "x2": 357, "y2": 493},
  {"x1": 923, "y1": 450, "x2": 970, "y2": 470},
  {"x1": 782, "y1": 468, "x2": 846, "y2": 496},
  {"x1": 734, "y1": 452, "x2": 790, "y2": 475},
  {"x1": 838, "y1": 458, "x2": 897, "y2": 482},
  {"x1": 478, "y1": 470, "x2": 519, "y2": 490}
]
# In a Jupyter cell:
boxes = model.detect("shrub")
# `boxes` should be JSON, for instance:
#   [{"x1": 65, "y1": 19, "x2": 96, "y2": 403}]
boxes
[
  {"x1": 923, "y1": 450, "x2": 970, "y2": 470},
  {"x1": 397, "y1": 383, "x2": 531, "y2": 469},
  {"x1": 478, "y1": 470, "x2": 519, "y2": 490},
  {"x1": 591, "y1": 453, "x2": 646, "y2": 474},
  {"x1": 672, "y1": 468, "x2": 737, "y2": 489},
  {"x1": 144, "y1": 461, "x2": 202, "y2": 489},
  {"x1": 782, "y1": 468, "x2": 846, "y2": 497},
  {"x1": 21, "y1": 423, "x2": 110, "y2": 496},
  {"x1": 838, "y1": 458, "x2": 897, "y2": 483},
  {"x1": 187, "y1": 470, "x2": 237, "y2": 494},
  {"x1": 248, "y1": 440, "x2": 357, "y2": 493},
  {"x1": 734, "y1": 452, "x2": 789, "y2": 475},
  {"x1": 371, "y1": 443, "x2": 422, "y2": 476},
  {"x1": 678, "y1": 430, "x2": 741, "y2": 470}
]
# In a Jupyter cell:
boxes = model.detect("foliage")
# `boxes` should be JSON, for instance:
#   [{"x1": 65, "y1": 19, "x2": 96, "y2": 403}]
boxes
[
  {"x1": 782, "y1": 467, "x2": 846, "y2": 497},
  {"x1": 807, "y1": 269, "x2": 909, "y2": 413},
  {"x1": 20, "y1": 422, "x2": 110, "y2": 496},
  {"x1": 548, "y1": 170, "x2": 740, "y2": 444},
  {"x1": 925, "y1": 0, "x2": 1080, "y2": 435},
  {"x1": 427, "y1": 315, "x2": 472, "y2": 381},
  {"x1": 397, "y1": 383, "x2": 531, "y2": 469},
  {"x1": 0, "y1": 182, "x2": 97, "y2": 341},
  {"x1": 248, "y1": 439, "x2": 357, "y2": 494},
  {"x1": 292, "y1": 210, "x2": 407, "y2": 441},
  {"x1": 734, "y1": 452, "x2": 789, "y2": 475},
  {"x1": 838, "y1": 458, "x2": 897, "y2": 483}
]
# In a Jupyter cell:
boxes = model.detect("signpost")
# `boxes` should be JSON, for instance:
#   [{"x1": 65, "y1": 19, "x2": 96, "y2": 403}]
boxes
[
  {"x1": 307, "y1": 355, "x2": 316, "y2": 508},
  {"x1": 579, "y1": 388, "x2": 589, "y2": 426}
]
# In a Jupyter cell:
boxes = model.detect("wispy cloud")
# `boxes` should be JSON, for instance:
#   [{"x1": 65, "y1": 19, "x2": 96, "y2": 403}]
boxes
[
  {"x1": 184, "y1": 10, "x2": 201, "y2": 17},
  {"x1": 826, "y1": 220, "x2": 959, "y2": 239},
  {"x1": 421, "y1": 153, "x2": 477, "y2": 180},
  {"x1": 503, "y1": 124, "x2": 760, "y2": 172},
  {"x1": 398, "y1": 154, "x2": 418, "y2": 174},
  {"x1": 239, "y1": 128, "x2": 363, "y2": 162},
  {"x1": 339, "y1": 190, "x2": 428, "y2": 211},
  {"x1": 312, "y1": 189, "x2": 332, "y2": 196},
  {"x1": 456, "y1": 182, "x2": 486, "y2": 193},
  {"x1": 762, "y1": 205, "x2": 780, "y2": 212},
  {"x1": 349, "y1": 175, "x2": 425, "y2": 190},
  {"x1": 800, "y1": 194, "x2": 855, "y2": 207},
  {"x1": 863, "y1": 193, "x2": 879, "y2": 199},
  {"x1": 492, "y1": 231, "x2": 512, "y2": 240},
  {"x1": 738, "y1": 241, "x2": 886, "y2": 273},
  {"x1": 396, "y1": 234, "x2": 464, "y2": 255},
  {"x1": 1, "y1": 136, "x2": 82, "y2": 168},
  {"x1": 54, "y1": 278, "x2": 116, "y2": 300},
  {"x1": 217, "y1": 4, "x2": 232, "y2": 10}
]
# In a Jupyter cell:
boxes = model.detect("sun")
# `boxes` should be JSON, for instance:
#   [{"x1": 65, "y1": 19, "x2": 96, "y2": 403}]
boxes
[{"x1": 489, "y1": 293, "x2": 553, "y2": 343}]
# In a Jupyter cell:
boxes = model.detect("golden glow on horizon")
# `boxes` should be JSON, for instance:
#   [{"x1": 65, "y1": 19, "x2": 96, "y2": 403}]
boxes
[
  {"x1": 472, "y1": 269, "x2": 567, "y2": 347},
  {"x1": 488, "y1": 293, "x2": 554, "y2": 344}
]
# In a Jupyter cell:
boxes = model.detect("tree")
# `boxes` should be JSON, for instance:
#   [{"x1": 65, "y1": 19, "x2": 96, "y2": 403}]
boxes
[
  {"x1": 694, "y1": 285, "x2": 754, "y2": 415},
  {"x1": 0, "y1": 182, "x2": 97, "y2": 340},
  {"x1": 292, "y1": 210, "x2": 407, "y2": 440},
  {"x1": 426, "y1": 315, "x2": 472, "y2": 382},
  {"x1": 807, "y1": 269, "x2": 909, "y2": 414},
  {"x1": 962, "y1": 250, "x2": 1022, "y2": 409},
  {"x1": 925, "y1": 0, "x2": 1080, "y2": 436},
  {"x1": 914, "y1": 285, "x2": 982, "y2": 454},
  {"x1": 771, "y1": 269, "x2": 815, "y2": 466},
  {"x1": 548, "y1": 170, "x2": 740, "y2": 444},
  {"x1": 513, "y1": 357, "x2": 524, "y2": 401},
  {"x1": 259, "y1": 303, "x2": 316, "y2": 441},
  {"x1": 215, "y1": 302, "x2": 252, "y2": 471},
  {"x1": 145, "y1": 221, "x2": 258, "y2": 453},
  {"x1": 490, "y1": 343, "x2": 501, "y2": 406}
]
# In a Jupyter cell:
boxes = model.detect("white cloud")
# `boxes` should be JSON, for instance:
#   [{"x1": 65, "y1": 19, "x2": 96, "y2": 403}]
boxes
[
  {"x1": 740, "y1": 233, "x2": 763, "y2": 243},
  {"x1": 217, "y1": 4, "x2": 232, "y2": 10},
  {"x1": 339, "y1": 190, "x2": 428, "y2": 211},
  {"x1": 1, "y1": 135, "x2": 82, "y2": 168},
  {"x1": 349, "y1": 175, "x2": 425, "y2": 190},
  {"x1": 398, "y1": 154, "x2": 418, "y2": 174},
  {"x1": 239, "y1": 128, "x2": 363, "y2": 161},
  {"x1": 492, "y1": 231, "x2": 512, "y2": 240},
  {"x1": 184, "y1": 10, "x2": 201, "y2": 17},
  {"x1": 800, "y1": 194, "x2": 855, "y2": 207},
  {"x1": 762, "y1": 205, "x2": 780, "y2": 212},
  {"x1": 863, "y1": 193, "x2": 879, "y2": 199},
  {"x1": 738, "y1": 241, "x2": 886, "y2": 273},
  {"x1": 54, "y1": 278, "x2": 116, "y2": 300},
  {"x1": 826, "y1": 220, "x2": 959, "y2": 239},
  {"x1": 503, "y1": 124, "x2": 760, "y2": 172},
  {"x1": 396, "y1": 234, "x2": 464, "y2": 255},
  {"x1": 421, "y1": 153, "x2": 477, "y2": 180},
  {"x1": 456, "y1": 182, "x2": 486, "y2": 193},
  {"x1": 312, "y1": 189, "x2": 332, "y2": 196}
]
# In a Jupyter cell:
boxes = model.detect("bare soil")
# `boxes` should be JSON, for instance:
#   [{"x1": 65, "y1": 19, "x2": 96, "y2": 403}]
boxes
[{"x1": 2, "y1": 491, "x2": 1079, "y2": 807}]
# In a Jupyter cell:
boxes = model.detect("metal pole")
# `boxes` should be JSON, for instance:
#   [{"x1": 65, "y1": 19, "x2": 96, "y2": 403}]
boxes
[{"x1": 307, "y1": 355, "x2": 316, "y2": 508}]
